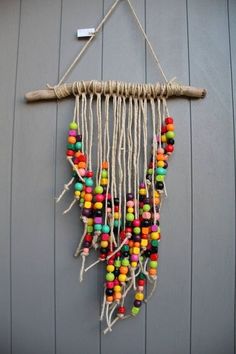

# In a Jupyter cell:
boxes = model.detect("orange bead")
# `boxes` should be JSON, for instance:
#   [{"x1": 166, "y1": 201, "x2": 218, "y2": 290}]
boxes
[
  {"x1": 163, "y1": 155, "x2": 168, "y2": 161},
  {"x1": 113, "y1": 292, "x2": 122, "y2": 301},
  {"x1": 68, "y1": 136, "x2": 76, "y2": 144},
  {"x1": 149, "y1": 268, "x2": 157, "y2": 276},
  {"x1": 129, "y1": 240, "x2": 134, "y2": 248},
  {"x1": 84, "y1": 194, "x2": 93, "y2": 202},
  {"x1": 74, "y1": 151, "x2": 82, "y2": 158},
  {"x1": 78, "y1": 162, "x2": 86, "y2": 168},
  {"x1": 166, "y1": 124, "x2": 175, "y2": 131},
  {"x1": 119, "y1": 266, "x2": 128, "y2": 274},
  {"x1": 134, "y1": 242, "x2": 140, "y2": 248},
  {"x1": 154, "y1": 197, "x2": 160, "y2": 205},
  {"x1": 156, "y1": 154, "x2": 165, "y2": 161},
  {"x1": 102, "y1": 161, "x2": 109, "y2": 169},
  {"x1": 106, "y1": 296, "x2": 113, "y2": 303},
  {"x1": 142, "y1": 227, "x2": 149, "y2": 235}
]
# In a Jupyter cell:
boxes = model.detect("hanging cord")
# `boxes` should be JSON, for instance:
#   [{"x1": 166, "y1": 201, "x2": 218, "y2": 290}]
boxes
[
  {"x1": 127, "y1": 96, "x2": 133, "y2": 193},
  {"x1": 96, "y1": 93, "x2": 103, "y2": 184},
  {"x1": 150, "y1": 97, "x2": 157, "y2": 223},
  {"x1": 133, "y1": 98, "x2": 138, "y2": 218},
  {"x1": 104, "y1": 94, "x2": 111, "y2": 225},
  {"x1": 88, "y1": 94, "x2": 94, "y2": 170}
]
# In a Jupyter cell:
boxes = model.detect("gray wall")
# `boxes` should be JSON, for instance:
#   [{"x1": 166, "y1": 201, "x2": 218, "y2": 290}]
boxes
[{"x1": 0, "y1": 0, "x2": 235, "y2": 353}]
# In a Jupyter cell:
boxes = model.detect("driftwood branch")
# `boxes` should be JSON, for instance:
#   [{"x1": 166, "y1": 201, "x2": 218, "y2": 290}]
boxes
[{"x1": 25, "y1": 80, "x2": 206, "y2": 102}]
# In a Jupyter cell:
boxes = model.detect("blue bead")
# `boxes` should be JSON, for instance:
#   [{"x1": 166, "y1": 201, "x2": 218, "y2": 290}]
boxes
[
  {"x1": 156, "y1": 167, "x2": 167, "y2": 175},
  {"x1": 102, "y1": 224, "x2": 110, "y2": 233}
]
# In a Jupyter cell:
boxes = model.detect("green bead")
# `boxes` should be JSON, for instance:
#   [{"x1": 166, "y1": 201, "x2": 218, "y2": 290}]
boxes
[
  {"x1": 102, "y1": 224, "x2": 110, "y2": 233},
  {"x1": 126, "y1": 213, "x2": 134, "y2": 221},
  {"x1": 133, "y1": 227, "x2": 141, "y2": 234},
  {"x1": 156, "y1": 167, "x2": 167, "y2": 176},
  {"x1": 121, "y1": 258, "x2": 130, "y2": 266},
  {"x1": 106, "y1": 272, "x2": 115, "y2": 281},
  {"x1": 151, "y1": 240, "x2": 158, "y2": 247},
  {"x1": 148, "y1": 168, "x2": 153, "y2": 174},
  {"x1": 139, "y1": 272, "x2": 147, "y2": 280},
  {"x1": 101, "y1": 170, "x2": 108, "y2": 178},
  {"x1": 122, "y1": 245, "x2": 129, "y2": 252},
  {"x1": 131, "y1": 306, "x2": 140, "y2": 315},
  {"x1": 166, "y1": 131, "x2": 175, "y2": 139},
  {"x1": 114, "y1": 259, "x2": 121, "y2": 267},
  {"x1": 94, "y1": 224, "x2": 102, "y2": 231},
  {"x1": 85, "y1": 178, "x2": 93, "y2": 187},
  {"x1": 149, "y1": 261, "x2": 158, "y2": 268},
  {"x1": 95, "y1": 185, "x2": 103, "y2": 194},
  {"x1": 114, "y1": 220, "x2": 120, "y2": 227},
  {"x1": 74, "y1": 182, "x2": 83, "y2": 191},
  {"x1": 155, "y1": 175, "x2": 165, "y2": 182},
  {"x1": 69, "y1": 122, "x2": 78, "y2": 130},
  {"x1": 75, "y1": 142, "x2": 82, "y2": 151},
  {"x1": 87, "y1": 225, "x2": 93, "y2": 233},
  {"x1": 143, "y1": 204, "x2": 151, "y2": 212},
  {"x1": 67, "y1": 143, "x2": 75, "y2": 150},
  {"x1": 72, "y1": 171, "x2": 77, "y2": 177}
]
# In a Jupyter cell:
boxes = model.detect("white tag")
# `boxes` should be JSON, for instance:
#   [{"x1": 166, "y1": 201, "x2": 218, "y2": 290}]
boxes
[{"x1": 77, "y1": 28, "x2": 95, "y2": 38}]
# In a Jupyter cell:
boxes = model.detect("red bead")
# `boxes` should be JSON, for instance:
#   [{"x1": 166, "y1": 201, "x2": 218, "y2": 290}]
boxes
[
  {"x1": 114, "y1": 206, "x2": 119, "y2": 212},
  {"x1": 165, "y1": 117, "x2": 174, "y2": 124},
  {"x1": 66, "y1": 150, "x2": 74, "y2": 156},
  {"x1": 113, "y1": 279, "x2": 120, "y2": 286},
  {"x1": 101, "y1": 234, "x2": 109, "y2": 241},
  {"x1": 116, "y1": 251, "x2": 121, "y2": 258},
  {"x1": 78, "y1": 155, "x2": 87, "y2": 162},
  {"x1": 161, "y1": 126, "x2": 167, "y2": 133},
  {"x1": 138, "y1": 279, "x2": 145, "y2": 286},
  {"x1": 106, "y1": 281, "x2": 114, "y2": 289},
  {"x1": 165, "y1": 145, "x2": 174, "y2": 153},
  {"x1": 86, "y1": 170, "x2": 93, "y2": 177},
  {"x1": 95, "y1": 194, "x2": 104, "y2": 202},
  {"x1": 84, "y1": 234, "x2": 93, "y2": 242},
  {"x1": 133, "y1": 219, "x2": 140, "y2": 227},
  {"x1": 99, "y1": 254, "x2": 106, "y2": 260},
  {"x1": 107, "y1": 259, "x2": 114, "y2": 265},
  {"x1": 150, "y1": 254, "x2": 158, "y2": 261},
  {"x1": 118, "y1": 306, "x2": 126, "y2": 314},
  {"x1": 125, "y1": 227, "x2": 132, "y2": 233}
]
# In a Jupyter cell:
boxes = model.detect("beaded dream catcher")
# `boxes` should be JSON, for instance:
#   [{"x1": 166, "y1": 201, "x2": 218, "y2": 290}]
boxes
[{"x1": 25, "y1": 0, "x2": 206, "y2": 334}]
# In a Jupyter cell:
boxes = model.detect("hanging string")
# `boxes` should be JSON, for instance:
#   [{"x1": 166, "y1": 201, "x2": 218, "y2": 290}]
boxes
[
  {"x1": 88, "y1": 94, "x2": 94, "y2": 170},
  {"x1": 150, "y1": 98, "x2": 157, "y2": 223},
  {"x1": 133, "y1": 98, "x2": 138, "y2": 218},
  {"x1": 104, "y1": 94, "x2": 111, "y2": 226},
  {"x1": 127, "y1": 97, "x2": 133, "y2": 192}
]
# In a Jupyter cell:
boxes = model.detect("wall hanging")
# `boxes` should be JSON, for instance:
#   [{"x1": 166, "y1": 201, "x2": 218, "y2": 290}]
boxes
[{"x1": 25, "y1": 0, "x2": 206, "y2": 334}]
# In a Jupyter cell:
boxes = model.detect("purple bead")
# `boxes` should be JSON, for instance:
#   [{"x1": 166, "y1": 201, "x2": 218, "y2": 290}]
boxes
[
  {"x1": 134, "y1": 300, "x2": 142, "y2": 307},
  {"x1": 82, "y1": 208, "x2": 91, "y2": 217},
  {"x1": 68, "y1": 130, "x2": 77, "y2": 136},
  {"x1": 126, "y1": 193, "x2": 133, "y2": 200},
  {"x1": 139, "y1": 182, "x2": 145, "y2": 188},
  {"x1": 94, "y1": 216, "x2": 102, "y2": 224},
  {"x1": 133, "y1": 235, "x2": 141, "y2": 242},
  {"x1": 83, "y1": 241, "x2": 91, "y2": 248},
  {"x1": 77, "y1": 134, "x2": 82, "y2": 141}
]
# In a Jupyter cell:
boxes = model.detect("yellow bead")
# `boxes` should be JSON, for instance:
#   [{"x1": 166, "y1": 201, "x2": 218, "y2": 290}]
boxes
[
  {"x1": 133, "y1": 247, "x2": 140, "y2": 255},
  {"x1": 131, "y1": 261, "x2": 138, "y2": 268},
  {"x1": 157, "y1": 233, "x2": 160, "y2": 240},
  {"x1": 157, "y1": 161, "x2": 164, "y2": 167},
  {"x1": 118, "y1": 274, "x2": 127, "y2": 282},
  {"x1": 161, "y1": 134, "x2": 167, "y2": 143},
  {"x1": 74, "y1": 191, "x2": 81, "y2": 197},
  {"x1": 114, "y1": 212, "x2": 121, "y2": 219},
  {"x1": 114, "y1": 285, "x2": 121, "y2": 292},
  {"x1": 84, "y1": 201, "x2": 92, "y2": 209},
  {"x1": 101, "y1": 241, "x2": 108, "y2": 248},
  {"x1": 135, "y1": 292, "x2": 144, "y2": 301},
  {"x1": 141, "y1": 239, "x2": 148, "y2": 247},
  {"x1": 154, "y1": 191, "x2": 160, "y2": 197},
  {"x1": 101, "y1": 178, "x2": 108, "y2": 185},
  {"x1": 107, "y1": 265, "x2": 115, "y2": 272},
  {"x1": 94, "y1": 202, "x2": 103, "y2": 209},
  {"x1": 151, "y1": 232, "x2": 158, "y2": 240},
  {"x1": 87, "y1": 218, "x2": 93, "y2": 226},
  {"x1": 127, "y1": 207, "x2": 134, "y2": 213},
  {"x1": 139, "y1": 188, "x2": 146, "y2": 195},
  {"x1": 81, "y1": 191, "x2": 85, "y2": 198}
]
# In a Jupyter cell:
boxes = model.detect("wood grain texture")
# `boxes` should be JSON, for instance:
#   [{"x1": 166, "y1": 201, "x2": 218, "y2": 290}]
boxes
[
  {"x1": 146, "y1": 1, "x2": 191, "y2": 353},
  {"x1": 188, "y1": 0, "x2": 235, "y2": 353},
  {"x1": 55, "y1": 1, "x2": 103, "y2": 354},
  {"x1": 11, "y1": 0, "x2": 61, "y2": 353},
  {"x1": 0, "y1": 1, "x2": 21, "y2": 353}
]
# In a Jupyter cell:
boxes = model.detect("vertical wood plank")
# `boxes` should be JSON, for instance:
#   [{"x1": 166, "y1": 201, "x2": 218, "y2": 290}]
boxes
[
  {"x1": 146, "y1": 1, "x2": 191, "y2": 353},
  {"x1": 11, "y1": 0, "x2": 61, "y2": 353},
  {"x1": 228, "y1": 0, "x2": 236, "y2": 350},
  {"x1": 55, "y1": 1, "x2": 103, "y2": 353},
  {"x1": 101, "y1": 1, "x2": 146, "y2": 353},
  {"x1": 0, "y1": 1, "x2": 21, "y2": 353},
  {"x1": 188, "y1": 0, "x2": 235, "y2": 353}
]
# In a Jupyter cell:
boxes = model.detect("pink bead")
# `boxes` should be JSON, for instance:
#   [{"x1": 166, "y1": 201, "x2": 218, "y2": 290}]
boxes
[
  {"x1": 101, "y1": 234, "x2": 109, "y2": 241},
  {"x1": 142, "y1": 211, "x2": 151, "y2": 219},
  {"x1": 113, "y1": 279, "x2": 119, "y2": 286},
  {"x1": 85, "y1": 186, "x2": 93, "y2": 193},
  {"x1": 106, "y1": 281, "x2": 114, "y2": 289},
  {"x1": 68, "y1": 130, "x2": 77, "y2": 136},
  {"x1": 133, "y1": 219, "x2": 140, "y2": 227},
  {"x1": 139, "y1": 182, "x2": 145, "y2": 188},
  {"x1": 94, "y1": 217, "x2": 102, "y2": 224},
  {"x1": 78, "y1": 168, "x2": 86, "y2": 176},
  {"x1": 138, "y1": 286, "x2": 144, "y2": 291},
  {"x1": 127, "y1": 200, "x2": 134, "y2": 207},
  {"x1": 157, "y1": 147, "x2": 164, "y2": 154},
  {"x1": 107, "y1": 208, "x2": 112, "y2": 213},
  {"x1": 82, "y1": 248, "x2": 89, "y2": 255},
  {"x1": 155, "y1": 213, "x2": 160, "y2": 220},
  {"x1": 151, "y1": 225, "x2": 158, "y2": 232},
  {"x1": 131, "y1": 254, "x2": 139, "y2": 262},
  {"x1": 95, "y1": 194, "x2": 104, "y2": 202}
]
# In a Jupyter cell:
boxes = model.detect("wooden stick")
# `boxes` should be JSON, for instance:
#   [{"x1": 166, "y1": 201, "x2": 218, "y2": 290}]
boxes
[{"x1": 25, "y1": 80, "x2": 206, "y2": 102}]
